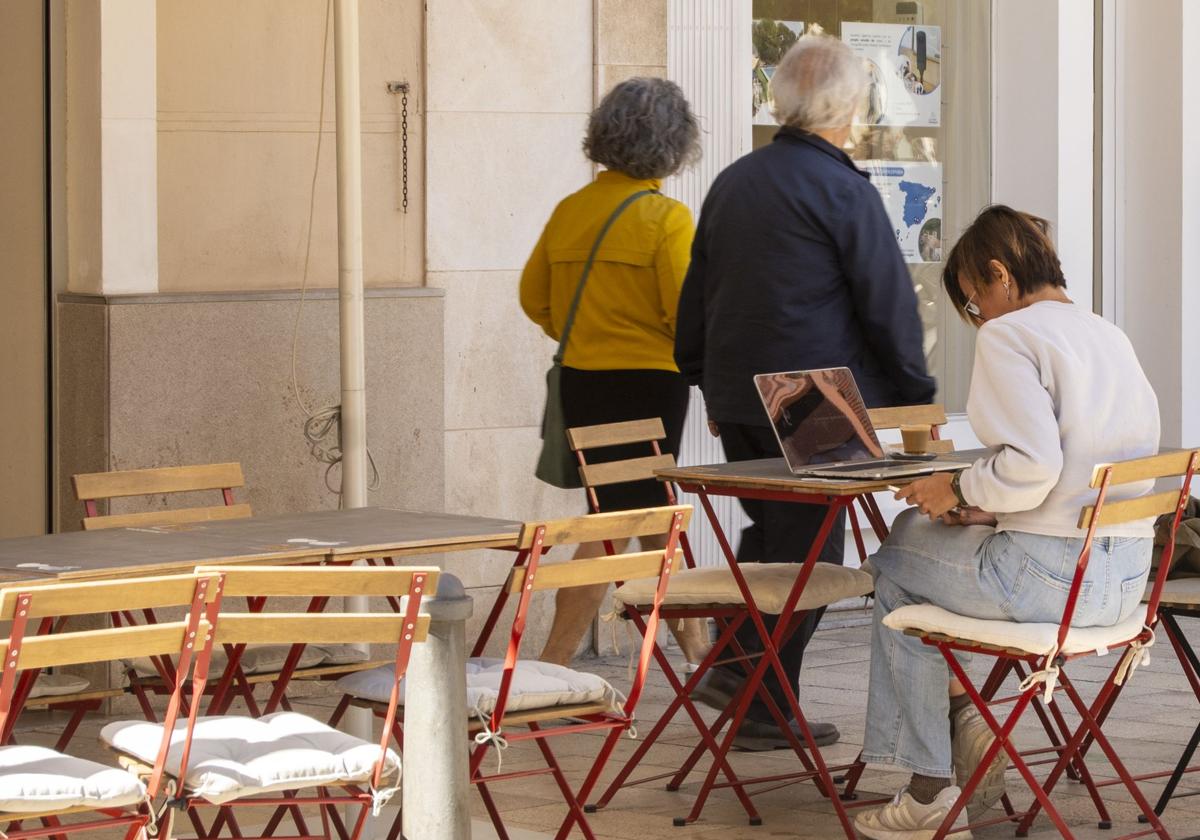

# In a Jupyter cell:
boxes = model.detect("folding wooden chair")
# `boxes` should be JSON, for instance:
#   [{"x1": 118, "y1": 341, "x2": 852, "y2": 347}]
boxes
[
  {"x1": 1061, "y1": 570, "x2": 1200, "y2": 823},
  {"x1": 468, "y1": 418, "x2": 691, "y2": 665},
  {"x1": 567, "y1": 417, "x2": 707, "y2": 655},
  {"x1": 73, "y1": 462, "x2": 251, "y2": 530},
  {"x1": 596, "y1": 525, "x2": 874, "y2": 828},
  {"x1": 333, "y1": 506, "x2": 688, "y2": 840},
  {"x1": 1140, "y1": 578, "x2": 1200, "y2": 818},
  {"x1": 73, "y1": 463, "x2": 379, "y2": 721},
  {"x1": 0, "y1": 570, "x2": 221, "y2": 840},
  {"x1": 881, "y1": 449, "x2": 1199, "y2": 840},
  {"x1": 101, "y1": 564, "x2": 437, "y2": 840},
  {"x1": 5, "y1": 463, "x2": 256, "y2": 752}
]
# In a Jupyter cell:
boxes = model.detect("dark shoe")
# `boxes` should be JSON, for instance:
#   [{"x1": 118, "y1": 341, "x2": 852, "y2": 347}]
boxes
[
  {"x1": 689, "y1": 668, "x2": 840, "y2": 750},
  {"x1": 688, "y1": 667, "x2": 740, "y2": 712},
  {"x1": 732, "y1": 717, "x2": 841, "y2": 751}
]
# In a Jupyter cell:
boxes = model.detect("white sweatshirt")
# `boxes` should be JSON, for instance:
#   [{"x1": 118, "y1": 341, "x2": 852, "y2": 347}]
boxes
[{"x1": 957, "y1": 301, "x2": 1161, "y2": 538}]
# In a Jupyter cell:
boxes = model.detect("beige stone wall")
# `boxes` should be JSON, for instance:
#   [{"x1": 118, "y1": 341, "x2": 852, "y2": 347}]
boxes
[
  {"x1": 155, "y1": 0, "x2": 424, "y2": 292},
  {"x1": 0, "y1": 1, "x2": 49, "y2": 538}
]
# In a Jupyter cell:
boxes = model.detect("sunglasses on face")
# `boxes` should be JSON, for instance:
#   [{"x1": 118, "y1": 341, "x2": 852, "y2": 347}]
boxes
[{"x1": 964, "y1": 290, "x2": 981, "y2": 319}]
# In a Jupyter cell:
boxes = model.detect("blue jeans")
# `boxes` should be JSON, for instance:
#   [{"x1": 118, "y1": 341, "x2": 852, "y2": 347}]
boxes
[{"x1": 862, "y1": 509, "x2": 1152, "y2": 777}]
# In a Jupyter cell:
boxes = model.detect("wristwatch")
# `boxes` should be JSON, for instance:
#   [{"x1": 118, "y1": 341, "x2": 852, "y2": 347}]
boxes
[{"x1": 950, "y1": 471, "x2": 969, "y2": 507}]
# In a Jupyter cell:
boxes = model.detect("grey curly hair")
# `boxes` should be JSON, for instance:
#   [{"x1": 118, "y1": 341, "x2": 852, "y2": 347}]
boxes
[
  {"x1": 583, "y1": 77, "x2": 701, "y2": 180},
  {"x1": 771, "y1": 34, "x2": 868, "y2": 131}
]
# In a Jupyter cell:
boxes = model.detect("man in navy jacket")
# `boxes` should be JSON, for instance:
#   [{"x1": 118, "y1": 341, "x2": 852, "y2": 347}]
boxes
[{"x1": 675, "y1": 34, "x2": 936, "y2": 751}]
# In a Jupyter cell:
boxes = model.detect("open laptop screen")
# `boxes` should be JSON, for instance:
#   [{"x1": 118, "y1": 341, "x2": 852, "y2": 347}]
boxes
[{"x1": 754, "y1": 368, "x2": 886, "y2": 467}]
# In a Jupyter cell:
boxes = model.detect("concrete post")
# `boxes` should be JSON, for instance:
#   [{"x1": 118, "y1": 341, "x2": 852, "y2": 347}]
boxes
[{"x1": 401, "y1": 573, "x2": 473, "y2": 840}]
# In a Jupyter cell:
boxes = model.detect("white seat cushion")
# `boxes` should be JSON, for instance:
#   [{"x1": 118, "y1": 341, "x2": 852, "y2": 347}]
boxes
[
  {"x1": 0, "y1": 745, "x2": 145, "y2": 813},
  {"x1": 882, "y1": 605, "x2": 1147, "y2": 657},
  {"x1": 336, "y1": 658, "x2": 618, "y2": 717},
  {"x1": 28, "y1": 673, "x2": 90, "y2": 699},
  {"x1": 613, "y1": 563, "x2": 873, "y2": 614},
  {"x1": 100, "y1": 712, "x2": 399, "y2": 805},
  {"x1": 129, "y1": 643, "x2": 366, "y2": 678},
  {"x1": 1151, "y1": 577, "x2": 1200, "y2": 607}
]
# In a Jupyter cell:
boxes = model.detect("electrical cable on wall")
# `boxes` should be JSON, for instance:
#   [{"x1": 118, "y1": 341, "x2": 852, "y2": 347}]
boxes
[{"x1": 290, "y1": 0, "x2": 380, "y2": 502}]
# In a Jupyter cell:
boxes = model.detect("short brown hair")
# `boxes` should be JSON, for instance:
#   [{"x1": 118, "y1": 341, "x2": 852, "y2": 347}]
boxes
[{"x1": 943, "y1": 205, "x2": 1066, "y2": 321}]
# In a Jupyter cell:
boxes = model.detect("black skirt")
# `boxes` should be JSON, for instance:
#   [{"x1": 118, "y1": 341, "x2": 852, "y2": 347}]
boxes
[{"x1": 559, "y1": 367, "x2": 690, "y2": 512}]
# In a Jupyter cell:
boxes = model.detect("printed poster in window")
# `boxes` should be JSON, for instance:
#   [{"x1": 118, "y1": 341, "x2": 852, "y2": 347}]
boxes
[
  {"x1": 861, "y1": 161, "x2": 942, "y2": 264},
  {"x1": 842, "y1": 23, "x2": 940, "y2": 127},
  {"x1": 752, "y1": 20, "x2": 804, "y2": 126}
]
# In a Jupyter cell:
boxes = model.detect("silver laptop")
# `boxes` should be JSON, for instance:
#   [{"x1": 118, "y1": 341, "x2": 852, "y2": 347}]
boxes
[{"x1": 753, "y1": 367, "x2": 968, "y2": 480}]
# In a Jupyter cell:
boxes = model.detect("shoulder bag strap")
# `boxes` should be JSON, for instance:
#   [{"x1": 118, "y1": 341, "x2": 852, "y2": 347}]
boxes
[{"x1": 553, "y1": 189, "x2": 657, "y2": 365}]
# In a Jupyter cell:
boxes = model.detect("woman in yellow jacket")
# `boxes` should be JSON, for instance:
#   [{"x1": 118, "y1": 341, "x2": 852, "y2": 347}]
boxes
[{"x1": 520, "y1": 77, "x2": 706, "y2": 667}]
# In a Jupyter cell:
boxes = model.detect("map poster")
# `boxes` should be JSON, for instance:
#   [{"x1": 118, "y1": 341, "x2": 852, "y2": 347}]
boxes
[
  {"x1": 860, "y1": 161, "x2": 943, "y2": 263},
  {"x1": 842, "y1": 22, "x2": 941, "y2": 127}
]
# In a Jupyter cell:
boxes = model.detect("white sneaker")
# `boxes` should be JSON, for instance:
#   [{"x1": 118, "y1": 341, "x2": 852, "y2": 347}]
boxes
[
  {"x1": 854, "y1": 785, "x2": 972, "y2": 840},
  {"x1": 952, "y1": 705, "x2": 1007, "y2": 817}
]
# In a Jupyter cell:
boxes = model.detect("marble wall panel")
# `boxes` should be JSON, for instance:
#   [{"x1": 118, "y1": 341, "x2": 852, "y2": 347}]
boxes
[
  {"x1": 431, "y1": 271, "x2": 555, "y2": 432},
  {"x1": 426, "y1": 0, "x2": 592, "y2": 114},
  {"x1": 425, "y1": 111, "x2": 591, "y2": 274}
]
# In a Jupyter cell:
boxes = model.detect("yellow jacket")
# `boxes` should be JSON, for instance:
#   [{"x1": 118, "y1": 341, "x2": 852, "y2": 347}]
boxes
[{"x1": 519, "y1": 170, "x2": 694, "y2": 372}]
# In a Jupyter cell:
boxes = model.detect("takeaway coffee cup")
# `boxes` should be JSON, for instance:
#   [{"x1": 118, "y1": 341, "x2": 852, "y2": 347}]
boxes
[{"x1": 900, "y1": 425, "x2": 931, "y2": 455}]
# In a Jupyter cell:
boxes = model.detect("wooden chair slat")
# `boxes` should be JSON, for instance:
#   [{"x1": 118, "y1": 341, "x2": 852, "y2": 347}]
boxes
[
  {"x1": 0, "y1": 573, "x2": 217, "y2": 620},
  {"x1": 566, "y1": 418, "x2": 666, "y2": 451},
  {"x1": 1090, "y1": 450, "x2": 1200, "y2": 487},
  {"x1": 517, "y1": 505, "x2": 691, "y2": 550},
  {"x1": 867, "y1": 404, "x2": 948, "y2": 431},
  {"x1": 213, "y1": 614, "x2": 430, "y2": 646},
  {"x1": 73, "y1": 462, "x2": 245, "y2": 500},
  {"x1": 1078, "y1": 489, "x2": 1182, "y2": 529},
  {"x1": 508, "y1": 548, "x2": 681, "y2": 593},
  {"x1": 578, "y1": 454, "x2": 677, "y2": 489},
  {"x1": 5, "y1": 621, "x2": 208, "y2": 671},
  {"x1": 23, "y1": 688, "x2": 126, "y2": 708},
  {"x1": 202, "y1": 565, "x2": 441, "y2": 598},
  {"x1": 82, "y1": 503, "x2": 253, "y2": 531}
]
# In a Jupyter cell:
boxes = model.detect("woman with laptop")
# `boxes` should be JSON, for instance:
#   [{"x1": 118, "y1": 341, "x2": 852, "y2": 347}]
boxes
[{"x1": 854, "y1": 206, "x2": 1161, "y2": 840}]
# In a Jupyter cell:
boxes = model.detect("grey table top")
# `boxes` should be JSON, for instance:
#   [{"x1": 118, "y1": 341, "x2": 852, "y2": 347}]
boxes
[
  {"x1": 0, "y1": 507, "x2": 523, "y2": 582},
  {"x1": 658, "y1": 448, "x2": 991, "y2": 497}
]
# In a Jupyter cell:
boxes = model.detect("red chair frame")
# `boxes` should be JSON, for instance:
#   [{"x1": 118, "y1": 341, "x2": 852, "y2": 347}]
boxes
[
  {"x1": 145, "y1": 565, "x2": 434, "y2": 840},
  {"x1": 0, "y1": 572, "x2": 219, "y2": 840},
  {"x1": 894, "y1": 450, "x2": 1199, "y2": 840},
  {"x1": 334, "y1": 506, "x2": 687, "y2": 840}
]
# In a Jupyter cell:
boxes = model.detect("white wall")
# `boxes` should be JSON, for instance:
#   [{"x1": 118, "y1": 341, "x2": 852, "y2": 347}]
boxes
[
  {"x1": 1181, "y1": 3, "x2": 1200, "y2": 447},
  {"x1": 991, "y1": 0, "x2": 1094, "y2": 307},
  {"x1": 1113, "y1": 0, "x2": 1188, "y2": 446}
]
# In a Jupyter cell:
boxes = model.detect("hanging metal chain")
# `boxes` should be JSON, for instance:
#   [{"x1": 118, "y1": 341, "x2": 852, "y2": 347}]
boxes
[
  {"x1": 401, "y1": 87, "x2": 409, "y2": 213},
  {"x1": 387, "y1": 81, "x2": 411, "y2": 214}
]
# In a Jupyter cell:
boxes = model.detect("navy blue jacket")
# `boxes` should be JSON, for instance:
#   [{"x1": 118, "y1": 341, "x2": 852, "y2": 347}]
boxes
[{"x1": 674, "y1": 128, "x2": 937, "y2": 425}]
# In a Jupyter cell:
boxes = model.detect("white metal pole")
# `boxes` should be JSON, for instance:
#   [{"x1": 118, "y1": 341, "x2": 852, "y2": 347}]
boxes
[
  {"x1": 332, "y1": 0, "x2": 373, "y2": 770},
  {"x1": 334, "y1": 0, "x2": 368, "y2": 512}
]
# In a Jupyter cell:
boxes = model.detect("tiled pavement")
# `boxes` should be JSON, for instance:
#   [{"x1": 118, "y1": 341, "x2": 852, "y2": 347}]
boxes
[{"x1": 15, "y1": 607, "x2": 1200, "y2": 839}]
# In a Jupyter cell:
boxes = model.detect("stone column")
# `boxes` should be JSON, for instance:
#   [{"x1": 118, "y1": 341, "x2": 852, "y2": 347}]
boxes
[
  {"x1": 401, "y1": 573, "x2": 472, "y2": 840},
  {"x1": 65, "y1": 0, "x2": 158, "y2": 294}
]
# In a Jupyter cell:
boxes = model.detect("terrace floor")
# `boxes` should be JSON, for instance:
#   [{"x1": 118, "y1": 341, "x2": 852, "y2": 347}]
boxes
[{"x1": 17, "y1": 606, "x2": 1200, "y2": 839}]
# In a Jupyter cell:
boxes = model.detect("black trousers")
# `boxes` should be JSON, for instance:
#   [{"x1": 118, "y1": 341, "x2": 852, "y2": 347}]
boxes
[
  {"x1": 559, "y1": 367, "x2": 689, "y2": 511},
  {"x1": 715, "y1": 422, "x2": 845, "y2": 723}
]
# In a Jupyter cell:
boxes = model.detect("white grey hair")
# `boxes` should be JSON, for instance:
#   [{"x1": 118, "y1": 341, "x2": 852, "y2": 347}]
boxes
[{"x1": 770, "y1": 34, "x2": 868, "y2": 132}]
